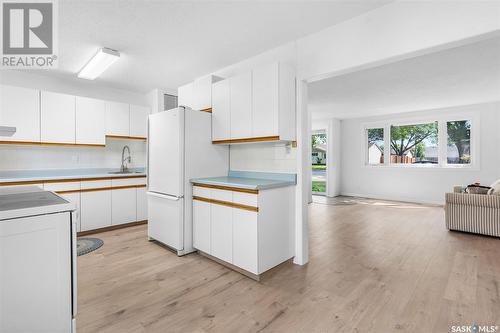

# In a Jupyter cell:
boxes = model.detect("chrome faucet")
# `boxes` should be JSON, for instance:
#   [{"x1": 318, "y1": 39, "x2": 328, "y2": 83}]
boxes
[{"x1": 121, "y1": 145, "x2": 131, "y2": 172}]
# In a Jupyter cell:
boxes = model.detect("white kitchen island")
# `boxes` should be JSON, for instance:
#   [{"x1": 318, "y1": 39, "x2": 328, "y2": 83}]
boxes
[
  {"x1": 0, "y1": 186, "x2": 77, "y2": 333},
  {"x1": 190, "y1": 171, "x2": 296, "y2": 280}
]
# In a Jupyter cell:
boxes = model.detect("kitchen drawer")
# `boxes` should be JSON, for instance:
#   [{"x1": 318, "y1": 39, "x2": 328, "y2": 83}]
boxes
[
  {"x1": 210, "y1": 188, "x2": 232, "y2": 202},
  {"x1": 80, "y1": 179, "x2": 111, "y2": 190},
  {"x1": 193, "y1": 186, "x2": 211, "y2": 198},
  {"x1": 111, "y1": 177, "x2": 146, "y2": 187},
  {"x1": 232, "y1": 192, "x2": 258, "y2": 207},
  {"x1": 44, "y1": 181, "x2": 80, "y2": 192}
]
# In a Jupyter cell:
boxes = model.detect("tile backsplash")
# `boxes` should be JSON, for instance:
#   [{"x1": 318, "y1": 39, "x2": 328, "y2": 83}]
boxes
[
  {"x1": 229, "y1": 143, "x2": 297, "y2": 173},
  {"x1": 0, "y1": 139, "x2": 146, "y2": 171}
]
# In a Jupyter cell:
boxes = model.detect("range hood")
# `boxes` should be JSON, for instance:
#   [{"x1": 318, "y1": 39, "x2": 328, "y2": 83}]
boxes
[{"x1": 0, "y1": 126, "x2": 16, "y2": 137}]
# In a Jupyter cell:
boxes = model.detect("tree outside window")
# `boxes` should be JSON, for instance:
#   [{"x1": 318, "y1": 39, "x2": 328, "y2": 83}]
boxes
[
  {"x1": 390, "y1": 122, "x2": 438, "y2": 164},
  {"x1": 447, "y1": 120, "x2": 471, "y2": 164}
]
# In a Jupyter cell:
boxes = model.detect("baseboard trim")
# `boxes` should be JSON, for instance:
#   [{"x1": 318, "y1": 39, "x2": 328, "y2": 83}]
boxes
[
  {"x1": 339, "y1": 192, "x2": 444, "y2": 206},
  {"x1": 78, "y1": 220, "x2": 147, "y2": 236}
]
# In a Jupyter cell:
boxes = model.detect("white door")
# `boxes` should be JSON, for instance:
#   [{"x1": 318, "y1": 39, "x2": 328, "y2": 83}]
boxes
[
  {"x1": 233, "y1": 209, "x2": 258, "y2": 274},
  {"x1": 76, "y1": 96, "x2": 106, "y2": 145},
  {"x1": 129, "y1": 104, "x2": 150, "y2": 138},
  {"x1": 80, "y1": 190, "x2": 112, "y2": 231},
  {"x1": 210, "y1": 203, "x2": 233, "y2": 263},
  {"x1": 0, "y1": 85, "x2": 40, "y2": 142},
  {"x1": 40, "y1": 91, "x2": 76, "y2": 144},
  {"x1": 252, "y1": 63, "x2": 279, "y2": 138},
  {"x1": 0, "y1": 212, "x2": 72, "y2": 333},
  {"x1": 148, "y1": 108, "x2": 184, "y2": 197},
  {"x1": 230, "y1": 72, "x2": 252, "y2": 139},
  {"x1": 193, "y1": 199, "x2": 210, "y2": 253},
  {"x1": 105, "y1": 101, "x2": 129, "y2": 136},
  {"x1": 147, "y1": 192, "x2": 184, "y2": 250},
  {"x1": 212, "y1": 79, "x2": 230, "y2": 141},
  {"x1": 112, "y1": 188, "x2": 137, "y2": 225},
  {"x1": 136, "y1": 187, "x2": 148, "y2": 221}
]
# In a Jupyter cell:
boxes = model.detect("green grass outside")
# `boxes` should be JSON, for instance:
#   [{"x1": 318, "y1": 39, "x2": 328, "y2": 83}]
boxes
[
  {"x1": 312, "y1": 165, "x2": 327, "y2": 171},
  {"x1": 312, "y1": 181, "x2": 326, "y2": 193}
]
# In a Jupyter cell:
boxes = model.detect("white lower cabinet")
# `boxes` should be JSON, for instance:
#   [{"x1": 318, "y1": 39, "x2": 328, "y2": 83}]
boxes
[
  {"x1": 210, "y1": 204, "x2": 233, "y2": 263},
  {"x1": 136, "y1": 187, "x2": 148, "y2": 221},
  {"x1": 112, "y1": 188, "x2": 137, "y2": 225},
  {"x1": 59, "y1": 192, "x2": 81, "y2": 232},
  {"x1": 193, "y1": 200, "x2": 211, "y2": 254},
  {"x1": 81, "y1": 190, "x2": 112, "y2": 231},
  {"x1": 232, "y1": 209, "x2": 258, "y2": 274}
]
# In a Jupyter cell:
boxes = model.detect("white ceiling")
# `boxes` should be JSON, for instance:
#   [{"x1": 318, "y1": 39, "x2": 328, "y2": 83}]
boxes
[
  {"x1": 44, "y1": 0, "x2": 392, "y2": 93},
  {"x1": 308, "y1": 36, "x2": 500, "y2": 120}
]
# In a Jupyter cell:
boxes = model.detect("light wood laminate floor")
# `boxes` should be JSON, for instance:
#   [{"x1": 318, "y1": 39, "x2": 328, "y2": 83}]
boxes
[{"x1": 77, "y1": 197, "x2": 500, "y2": 333}]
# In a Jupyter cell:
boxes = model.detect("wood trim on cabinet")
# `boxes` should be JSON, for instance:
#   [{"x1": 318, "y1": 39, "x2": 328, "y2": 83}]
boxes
[
  {"x1": 0, "y1": 141, "x2": 105, "y2": 147},
  {"x1": 0, "y1": 175, "x2": 146, "y2": 187},
  {"x1": 78, "y1": 184, "x2": 146, "y2": 193},
  {"x1": 212, "y1": 136, "x2": 280, "y2": 144},
  {"x1": 106, "y1": 135, "x2": 147, "y2": 141},
  {"x1": 77, "y1": 220, "x2": 147, "y2": 236},
  {"x1": 192, "y1": 182, "x2": 258, "y2": 194},
  {"x1": 199, "y1": 108, "x2": 212, "y2": 113},
  {"x1": 193, "y1": 195, "x2": 258, "y2": 212}
]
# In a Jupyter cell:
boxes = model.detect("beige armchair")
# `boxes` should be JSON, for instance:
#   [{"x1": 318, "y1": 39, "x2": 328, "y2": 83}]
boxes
[{"x1": 445, "y1": 192, "x2": 500, "y2": 237}]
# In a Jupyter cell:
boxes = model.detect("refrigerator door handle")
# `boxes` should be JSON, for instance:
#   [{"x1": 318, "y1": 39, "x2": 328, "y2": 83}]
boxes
[{"x1": 147, "y1": 191, "x2": 182, "y2": 201}]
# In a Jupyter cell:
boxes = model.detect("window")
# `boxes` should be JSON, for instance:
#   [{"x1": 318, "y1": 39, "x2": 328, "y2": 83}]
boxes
[
  {"x1": 366, "y1": 128, "x2": 384, "y2": 165},
  {"x1": 447, "y1": 120, "x2": 471, "y2": 165},
  {"x1": 390, "y1": 122, "x2": 438, "y2": 165},
  {"x1": 363, "y1": 117, "x2": 475, "y2": 168}
]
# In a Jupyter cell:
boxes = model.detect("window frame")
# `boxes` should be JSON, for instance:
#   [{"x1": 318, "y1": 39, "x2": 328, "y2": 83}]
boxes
[{"x1": 361, "y1": 113, "x2": 479, "y2": 170}]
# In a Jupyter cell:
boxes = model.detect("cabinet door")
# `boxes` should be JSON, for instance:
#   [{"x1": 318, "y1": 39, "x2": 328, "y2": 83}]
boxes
[
  {"x1": 112, "y1": 188, "x2": 137, "y2": 225},
  {"x1": 210, "y1": 203, "x2": 233, "y2": 263},
  {"x1": 105, "y1": 101, "x2": 129, "y2": 136},
  {"x1": 252, "y1": 63, "x2": 279, "y2": 137},
  {"x1": 233, "y1": 209, "x2": 259, "y2": 274},
  {"x1": 193, "y1": 199, "x2": 210, "y2": 253},
  {"x1": 0, "y1": 85, "x2": 40, "y2": 142},
  {"x1": 58, "y1": 192, "x2": 81, "y2": 232},
  {"x1": 40, "y1": 91, "x2": 75, "y2": 144},
  {"x1": 230, "y1": 72, "x2": 252, "y2": 139},
  {"x1": 178, "y1": 82, "x2": 194, "y2": 109},
  {"x1": 136, "y1": 187, "x2": 148, "y2": 221},
  {"x1": 76, "y1": 96, "x2": 105, "y2": 145},
  {"x1": 212, "y1": 79, "x2": 230, "y2": 141},
  {"x1": 129, "y1": 104, "x2": 150, "y2": 138},
  {"x1": 193, "y1": 76, "x2": 213, "y2": 111},
  {"x1": 80, "y1": 190, "x2": 111, "y2": 231}
]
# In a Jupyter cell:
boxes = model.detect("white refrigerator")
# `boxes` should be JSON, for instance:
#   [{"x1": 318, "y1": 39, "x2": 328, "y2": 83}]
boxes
[{"x1": 147, "y1": 107, "x2": 228, "y2": 255}]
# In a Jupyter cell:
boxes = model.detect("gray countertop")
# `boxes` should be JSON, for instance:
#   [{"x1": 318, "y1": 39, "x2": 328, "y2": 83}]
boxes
[
  {"x1": 0, "y1": 167, "x2": 146, "y2": 183},
  {"x1": 191, "y1": 171, "x2": 296, "y2": 190}
]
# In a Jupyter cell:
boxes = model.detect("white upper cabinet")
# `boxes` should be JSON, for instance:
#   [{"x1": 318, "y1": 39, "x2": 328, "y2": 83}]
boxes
[
  {"x1": 40, "y1": 91, "x2": 75, "y2": 144},
  {"x1": 211, "y1": 79, "x2": 231, "y2": 141},
  {"x1": 178, "y1": 82, "x2": 194, "y2": 109},
  {"x1": 252, "y1": 63, "x2": 279, "y2": 138},
  {"x1": 75, "y1": 97, "x2": 105, "y2": 145},
  {"x1": 129, "y1": 104, "x2": 150, "y2": 138},
  {"x1": 105, "y1": 101, "x2": 129, "y2": 136},
  {"x1": 210, "y1": 62, "x2": 296, "y2": 143},
  {"x1": 0, "y1": 85, "x2": 40, "y2": 142},
  {"x1": 193, "y1": 76, "x2": 220, "y2": 111},
  {"x1": 230, "y1": 71, "x2": 252, "y2": 140}
]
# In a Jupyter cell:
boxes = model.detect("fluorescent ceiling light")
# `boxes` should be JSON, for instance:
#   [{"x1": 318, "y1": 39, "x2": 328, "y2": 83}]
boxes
[{"x1": 78, "y1": 47, "x2": 120, "y2": 80}]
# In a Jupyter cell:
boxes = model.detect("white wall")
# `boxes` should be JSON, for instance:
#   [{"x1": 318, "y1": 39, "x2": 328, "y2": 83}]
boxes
[
  {"x1": 0, "y1": 71, "x2": 148, "y2": 171},
  {"x1": 229, "y1": 143, "x2": 296, "y2": 173},
  {"x1": 0, "y1": 139, "x2": 146, "y2": 171},
  {"x1": 340, "y1": 102, "x2": 500, "y2": 204}
]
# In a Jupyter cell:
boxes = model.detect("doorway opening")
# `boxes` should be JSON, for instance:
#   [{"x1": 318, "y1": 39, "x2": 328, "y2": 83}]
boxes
[{"x1": 311, "y1": 130, "x2": 327, "y2": 195}]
